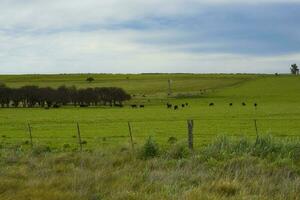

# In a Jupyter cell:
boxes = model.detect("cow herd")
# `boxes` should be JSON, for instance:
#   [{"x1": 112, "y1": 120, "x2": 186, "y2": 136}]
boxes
[
  {"x1": 130, "y1": 102, "x2": 258, "y2": 109},
  {"x1": 166, "y1": 102, "x2": 189, "y2": 110},
  {"x1": 209, "y1": 102, "x2": 258, "y2": 107}
]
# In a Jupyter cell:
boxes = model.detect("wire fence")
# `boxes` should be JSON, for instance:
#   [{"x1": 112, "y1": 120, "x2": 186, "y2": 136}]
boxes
[{"x1": 1, "y1": 118, "x2": 300, "y2": 150}]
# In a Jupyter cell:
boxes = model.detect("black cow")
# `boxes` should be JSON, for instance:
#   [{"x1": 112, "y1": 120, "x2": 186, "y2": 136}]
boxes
[
  {"x1": 209, "y1": 103, "x2": 214, "y2": 106},
  {"x1": 80, "y1": 104, "x2": 88, "y2": 107},
  {"x1": 167, "y1": 103, "x2": 172, "y2": 109},
  {"x1": 242, "y1": 102, "x2": 246, "y2": 106},
  {"x1": 140, "y1": 105, "x2": 145, "y2": 108},
  {"x1": 174, "y1": 105, "x2": 178, "y2": 110},
  {"x1": 254, "y1": 103, "x2": 258, "y2": 107},
  {"x1": 181, "y1": 104, "x2": 185, "y2": 108},
  {"x1": 131, "y1": 104, "x2": 137, "y2": 108},
  {"x1": 185, "y1": 103, "x2": 189, "y2": 106},
  {"x1": 229, "y1": 103, "x2": 233, "y2": 106}
]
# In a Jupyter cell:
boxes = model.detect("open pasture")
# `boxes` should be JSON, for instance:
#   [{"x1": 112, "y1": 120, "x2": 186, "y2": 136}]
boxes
[{"x1": 0, "y1": 74, "x2": 300, "y2": 149}]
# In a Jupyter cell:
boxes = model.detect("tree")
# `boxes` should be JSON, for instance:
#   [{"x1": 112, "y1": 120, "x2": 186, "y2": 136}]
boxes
[
  {"x1": 86, "y1": 77, "x2": 95, "y2": 83},
  {"x1": 0, "y1": 85, "x2": 131, "y2": 108},
  {"x1": 290, "y1": 64, "x2": 299, "y2": 75}
]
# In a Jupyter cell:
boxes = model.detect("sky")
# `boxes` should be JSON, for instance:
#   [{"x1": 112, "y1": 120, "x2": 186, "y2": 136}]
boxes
[{"x1": 0, "y1": 0, "x2": 299, "y2": 74}]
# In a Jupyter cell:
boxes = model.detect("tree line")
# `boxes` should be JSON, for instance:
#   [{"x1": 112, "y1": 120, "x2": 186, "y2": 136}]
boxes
[{"x1": 0, "y1": 84, "x2": 131, "y2": 108}]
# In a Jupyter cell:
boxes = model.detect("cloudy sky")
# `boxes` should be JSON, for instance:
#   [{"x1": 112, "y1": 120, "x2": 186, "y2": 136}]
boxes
[{"x1": 0, "y1": 0, "x2": 299, "y2": 74}]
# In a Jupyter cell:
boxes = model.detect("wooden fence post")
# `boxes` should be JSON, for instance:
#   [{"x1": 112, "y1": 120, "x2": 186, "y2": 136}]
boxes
[
  {"x1": 128, "y1": 122, "x2": 134, "y2": 151},
  {"x1": 27, "y1": 123, "x2": 33, "y2": 149},
  {"x1": 254, "y1": 119, "x2": 259, "y2": 142},
  {"x1": 187, "y1": 120, "x2": 194, "y2": 151},
  {"x1": 76, "y1": 122, "x2": 83, "y2": 151}
]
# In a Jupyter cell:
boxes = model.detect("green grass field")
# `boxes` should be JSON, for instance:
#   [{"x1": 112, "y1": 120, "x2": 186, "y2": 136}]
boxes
[{"x1": 1, "y1": 74, "x2": 300, "y2": 150}]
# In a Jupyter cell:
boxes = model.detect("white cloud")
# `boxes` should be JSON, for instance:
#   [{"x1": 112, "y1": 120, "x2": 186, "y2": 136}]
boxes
[
  {"x1": 0, "y1": 29, "x2": 298, "y2": 74},
  {"x1": 0, "y1": 0, "x2": 299, "y2": 74}
]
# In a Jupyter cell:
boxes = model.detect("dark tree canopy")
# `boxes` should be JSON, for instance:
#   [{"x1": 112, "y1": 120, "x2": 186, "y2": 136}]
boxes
[
  {"x1": 86, "y1": 77, "x2": 95, "y2": 83},
  {"x1": 290, "y1": 64, "x2": 299, "y2": 75},
  {"x1": 0, "y1": 85, "x2": 131, "y2": 108}
]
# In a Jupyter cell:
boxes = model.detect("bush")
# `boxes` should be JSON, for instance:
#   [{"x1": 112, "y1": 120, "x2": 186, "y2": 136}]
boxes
[
  {"x1": 63, "y1": 143, "x2": 71, "y2": 149},
  {"x1": 23, "y1": 140, "x2": 30, "y2": 145},
  {"x1": 167, "y1": 136, "x2": 177, "y2": 144},
  {"x1": 86, "y1": 77, "x2": 95, "y2": 83},
  {"x1": 32, "y1": 145, "x2": 51, "y2": 155},
  {"x1": 139, "y1": 137, "x2": 159, "y2": 159},
  {"x1": 81, "y1": 140, "x2": 87, "y2": 145},
  {"x1": 168, "y1": 142, "x2": 190, "y2": 159}
]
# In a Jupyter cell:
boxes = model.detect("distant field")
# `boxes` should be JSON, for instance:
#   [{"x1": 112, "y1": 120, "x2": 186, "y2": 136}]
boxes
[
  {"x1": 0, "y1": 74, "x2": 254, "y2": 96},
  {"x1": 0, "y1": 74, "x2": 299, "y2": 149}
]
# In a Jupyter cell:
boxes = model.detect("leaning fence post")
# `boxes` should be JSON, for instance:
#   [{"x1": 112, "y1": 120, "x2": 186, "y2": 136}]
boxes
[
  {"x1": 27, "y1": 123, "x2": 33, "y2": 149},
  {"x1": 76, "y1": 122, "x2": 83, "y2": 151},
  {"x1": 187, "y1": 120, "x2": 194, "y2": 151},
  {"x1": 128, "y1": 122, "x2": 134, "y2": 151}
]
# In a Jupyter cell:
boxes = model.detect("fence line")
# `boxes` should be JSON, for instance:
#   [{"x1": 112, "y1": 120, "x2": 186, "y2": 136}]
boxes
[{"x1": 1, "y1": 118, "x2": 300, "y2": 151}]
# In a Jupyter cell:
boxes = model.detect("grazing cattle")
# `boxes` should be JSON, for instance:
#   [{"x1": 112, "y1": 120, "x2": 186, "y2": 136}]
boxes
[
  {"x1": 167, "y1": 103, "x2": 172, "y2": 109},
  {"x1": 254, "y1": 103, "x2": 258, "y2": 107},
  {"x1": 174, "y1": 105, "x2": 178, "y2": 110},
  {"x1": 209, "y1": 103, "x2": 214, "y2": 106},
  {"x1": 229, "y1": 103, "x2": 233, "y2": 106},
  {"x1": 185, "y1": 103, "x2": 189, "y2": 106},
  {"x1": 131, "y1": 104, "x2": 137, "y2": 108},
  {"x1": 140, "y1": 105, "x2": 145, "y2": 108},
  {"x1": 182, "y1": 104, "x2": 185, "y2": 108},
  {"x1": 80, "y1": 104, "x2": 88, "y2": 107},
  {"x1": 242, "y1": 102, "x2": 246, "y2": 106}
]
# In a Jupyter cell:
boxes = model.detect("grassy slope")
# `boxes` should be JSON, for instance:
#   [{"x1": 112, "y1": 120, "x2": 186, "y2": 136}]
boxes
[
  {"x1": 0, "y1": 74, "x2": 300, "y2": 149},
  {"x1": 0, "y1": 74, "x2": 254, "y2": 96}
]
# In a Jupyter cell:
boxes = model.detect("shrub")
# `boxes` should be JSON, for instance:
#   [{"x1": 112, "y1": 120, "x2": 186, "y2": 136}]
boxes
[
  {"x1": 86, "y1": 77, "x2": 95, "y2": 83},
  {"x1": 167, "y1": 136, "x2": 177, "y2": 144},
  {"x1": 139, "y1": 137, "x2": 159, "y2": 159},
  {"x1": 32, "y1": 145, "x2": 51, "y2": 155},
  {"x1": 63, "y1": 143, "x2": 71, "y2": 149},
  {"x1": 168, "y1": 142, "x2": 190, "y2": 159},
  {"x1": 81, "y1": 140, "x2": 87, "y2": 145},
  {"x1": 23, "y1": 140, "x2": 30, "y2": 145}
]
